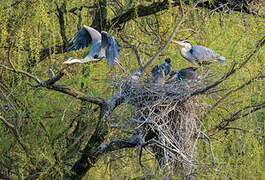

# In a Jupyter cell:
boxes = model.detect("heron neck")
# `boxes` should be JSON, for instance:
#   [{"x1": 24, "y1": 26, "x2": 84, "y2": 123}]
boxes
[
  {"x1": 83, "y1": 56, "x2": 102, "y2": 63},
  {"x1": 180, "y1": 47, "x2": 191, "y2": 59},
  {"x1": 82, "y1": 56, "x2": 93, "y2": 63}
]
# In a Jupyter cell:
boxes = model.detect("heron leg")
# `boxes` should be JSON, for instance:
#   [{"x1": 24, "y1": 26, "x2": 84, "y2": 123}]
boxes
[{"x1": 114, "y1": 58, "x2": 126, "y2": 73}]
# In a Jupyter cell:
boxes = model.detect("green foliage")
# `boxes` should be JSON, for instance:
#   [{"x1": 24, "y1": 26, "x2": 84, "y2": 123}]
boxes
[{"x1": 0, "y1": 0, "x2": 264, "y2": 179}]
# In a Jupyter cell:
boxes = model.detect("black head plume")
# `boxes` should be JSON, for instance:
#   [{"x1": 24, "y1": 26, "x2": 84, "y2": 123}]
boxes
[
  {"x1": 183, "y1": 40, "x2": 192, "y2": 46},
  {"x1": 186, "y1": 67, "x2": 198, "y2": 71}
]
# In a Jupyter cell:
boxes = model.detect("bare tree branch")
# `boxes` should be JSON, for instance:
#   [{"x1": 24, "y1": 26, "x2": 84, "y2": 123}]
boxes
[
  {"x1": 55, "y1": 1, "x2": 68, "y2": 44},
  {"x1": 206, "y1": 101, "x2": 265, "y2": 136},
  {"x1": 68, "y1": 5, "x2": 97, "y2": 15},
  {"x1": 223, "y1": 127, "x2": 264, "y2": 136},
  {"x1": 0, "y1": 64, "x2": 42, "y2": 84},
  {"x1": 91, "y1": 0, "x2": 108, "y2": 31},
  {"x1": 141, "y1": 15, "x2": 185, "y2": 72},
  {"x1": 108, "y1": 0, "x2": 174, "y2": 29},
  {"x1": 208, "y1": 74, "x2": 265, "y2": 113},
  {"x1": 45, "y1": 83, "x2": 106, "y2": 106},
  {"x1": 191, "y1": 63, "x2": 236, "y2": 96},
  {"x1": 132, "y1": 44, "x2": 143, "y2": 70},
  {"x1": 96, "y1": 135, "x2": 141, "y2": 155},
  {"x1": 0, "y1": 65, "x2": 106, "y2": 106}
]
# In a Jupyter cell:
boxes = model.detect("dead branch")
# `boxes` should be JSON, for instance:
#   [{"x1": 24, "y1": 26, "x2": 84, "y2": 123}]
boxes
[
  {"x1": 55, "y1": 1, "x2": 68, "y2": 44},
  {"x1": 223, "y1": 127, "x2": 264, "y2": 136},
  {"x1": 132, "y1": 44, "x2": 144, "y2": 70},
  {"x1": 208, "y1": 74, "x2": 265, "y2": 113},
  {"x1": 131, "y1": 15, "x2": 185, "y2": 79},
  {"x1": 191, "y1": 63, "x2": 236, "y2": 96},
  {"x1": 0, "y1": 65, "x2": 106, "y2": 106},
  {"x1": 206, "y1": 101, "x2": 265, "y2": 136},
  {"x1": 66, "y1": 90, "x2": 125, "y2": 179},
  {"x1": 96, "y1": 135, "x2": 142, "y2": 155},
  {"x1": 108, "y1": 1, "x2": 173, "y2": 29},
  {"x1": 141, "y1": 14, "x2": 185, "y2": 72}
]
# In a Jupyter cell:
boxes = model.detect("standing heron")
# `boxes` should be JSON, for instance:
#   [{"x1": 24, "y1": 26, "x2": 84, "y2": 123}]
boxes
[
  {"x1": 63, "y1": 25, "x2": 124, "y2": 71},
  {"x1": 176, "y1": 40, "x2": 226, "y2": 65},
  {"x1": 151, "y1": 58, "x2": 172, "y2": 84}
]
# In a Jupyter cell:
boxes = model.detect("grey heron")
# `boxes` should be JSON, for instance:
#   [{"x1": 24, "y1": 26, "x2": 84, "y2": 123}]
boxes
[
  {"x1": 63, "y1": 25, "x2": 124, "y2": 70},
  {"x1": 151, "y1": 58, "x2": 172, "y2": 84},
  {"x1": 176, "y1": 40, "x2": 226, "y2": 65}
]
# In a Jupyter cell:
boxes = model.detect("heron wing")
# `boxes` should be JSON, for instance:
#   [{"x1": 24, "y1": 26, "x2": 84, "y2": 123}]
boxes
[
  {"x1": 101, "y1": 32, "x2": 122, "y2": 65},
  {"x1": 101, "y1": 31, "x2": 109, "y2": 49},
  {"x1": 115, "y1": 40, "x2": 122, "y2": 52},
  {"x1": 191, "y1": 46, "x2": 219, "y2": 60},
  {"x1": 68, "y1": 25, "x2": 101, "y2": 51},
  {"x1": 161, "y1": 62, "x2": 171, "y2": 76},
  {"x1": 151, "y1": 65, "x2": 166, "y2": 84},
  {"x1": 151, "y1": 65, "x2": 159, "y2": 77},
  {"x1": 178, "y1": 67, "x2": 197, "y2": 80}
]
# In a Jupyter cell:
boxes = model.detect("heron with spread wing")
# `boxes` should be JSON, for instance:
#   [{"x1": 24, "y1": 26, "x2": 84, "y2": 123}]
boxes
[
  {"x1": 63, "y1": 25, "x2": 124, "y2": 71},
  {"x1": 176, "y1": 40, "x2": 226, "y2": 65}
]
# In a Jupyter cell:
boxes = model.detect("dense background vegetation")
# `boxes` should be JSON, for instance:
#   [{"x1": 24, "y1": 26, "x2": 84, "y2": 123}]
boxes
[{"x1": 0, "y1": 0, "x2": 264, "y2": 179}]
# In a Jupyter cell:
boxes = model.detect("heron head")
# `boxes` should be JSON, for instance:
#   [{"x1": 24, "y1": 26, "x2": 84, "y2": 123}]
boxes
[
  {"x1": 164, "y1": 57, "x2": 172, "y2": 64},
  {"x1": 176, "y1": 40, "x2": 192, "y2": 49},
  {"x1": 186, "y1": 67, "x2": 198, "y2": 71}
]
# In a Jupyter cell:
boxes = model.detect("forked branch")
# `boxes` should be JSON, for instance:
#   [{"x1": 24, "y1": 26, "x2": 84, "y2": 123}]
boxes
[
  {"x1": 0, "y1": 65, "x2": 106, "y2": 107},
  {"x1": 96, "y1": 135, "x2": 142, "y2": 155},
  {"x1": 208, "y1": 74, "x2": 265, "y2": 113},
  {"x1": 206, "y1": 101, "x2": 265, "y2": 136}
]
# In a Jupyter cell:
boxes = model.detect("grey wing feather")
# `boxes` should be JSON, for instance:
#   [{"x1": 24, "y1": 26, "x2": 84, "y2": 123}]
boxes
[
  {"x1": 151, "y1": 65, "x2": 165, "y2": 84},
  {"x1": 101, "y1": 31, "x2": 122, "y2": 66},
  {"x1": 151, "y1": 65, "x2": 159, "y2": 77},
  {"x1": 101, "y1": 31, "x2": 109, "y2": 49},
  {"x1": 115, "y1": 40, "x2": 122, "y2": 52},
  {"x1": 191, "y1": 46, "x2": 219, "y2": 60},
  {"x1": 161, "y1": 63, "x2": 171, "y2": 76},
  {"x1": 68, "y1": 25, "x2": 101, "y2": 51}
]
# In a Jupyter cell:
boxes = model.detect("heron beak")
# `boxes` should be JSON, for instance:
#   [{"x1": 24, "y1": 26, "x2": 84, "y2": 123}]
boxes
[
  {"x1": 62, "y1": 58, "x2": 82, "y2": 64},
  {"x1": 62, "y1": 60, "x2": 71, "y2": 64},
  {"x1": 175, "y1": 41, "x2": 184, "y2": 46}
]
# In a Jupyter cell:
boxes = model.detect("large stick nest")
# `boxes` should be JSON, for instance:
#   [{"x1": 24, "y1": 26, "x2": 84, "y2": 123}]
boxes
[{"x1": 117, "y1": 76, "x2": 206, "y2": 170}]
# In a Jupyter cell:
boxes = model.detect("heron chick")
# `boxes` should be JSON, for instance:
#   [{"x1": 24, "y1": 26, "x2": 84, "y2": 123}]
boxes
[
  {"x1": 63, "y1": 25, "x2": 124, "y2": 70},
  {"x1": 168, "y1": 67, "x2": 198, "y2": 81},
  {"x1": 176, "y1": 40, "x2": 226, "y2": 65},
  {"x1": 177, "y1": 67, "x2": 198, "y2": 80},
  {"x1": 151, "y1": 58, "x2": 172, "y2": 84}
]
